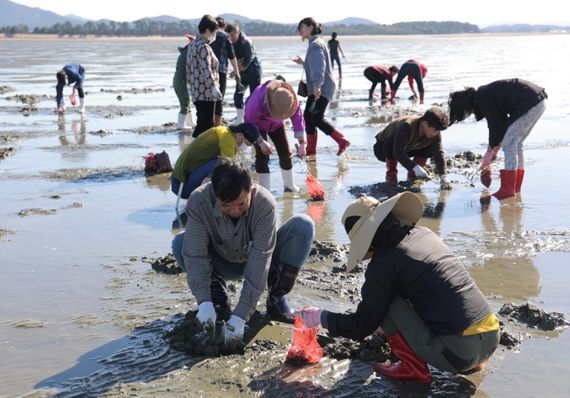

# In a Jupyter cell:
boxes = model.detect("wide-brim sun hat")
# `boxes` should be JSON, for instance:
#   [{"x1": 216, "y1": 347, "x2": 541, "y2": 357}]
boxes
[
  {"x1": 266, "y1": 79, "x2": 297, "y2": 120},
  {"x1": 341, "y1": 192, "x2": 423, "y2": 272}
]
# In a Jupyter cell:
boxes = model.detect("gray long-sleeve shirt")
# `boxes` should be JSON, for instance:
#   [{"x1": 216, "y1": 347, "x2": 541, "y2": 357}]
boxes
[
  {"x1": 182, "y1": 183, "x2": 276, "y2": 321},
  {"x1": 304, "y1": 35, "x2": 336, "y2": 101}
]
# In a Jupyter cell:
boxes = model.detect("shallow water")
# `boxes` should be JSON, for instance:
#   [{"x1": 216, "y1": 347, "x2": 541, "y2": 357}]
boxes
[{"x1": 1, "y1": 34, "x2": 569, "y2": 397}]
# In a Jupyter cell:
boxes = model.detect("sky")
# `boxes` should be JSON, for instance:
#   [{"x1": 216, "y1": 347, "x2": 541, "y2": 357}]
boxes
[{"x1": 9, "y1": 0, "x2": 568, "y2": 27}]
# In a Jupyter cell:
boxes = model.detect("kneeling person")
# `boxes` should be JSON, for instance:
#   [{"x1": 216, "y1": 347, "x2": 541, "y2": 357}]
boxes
[
  {"x1": 172, "y1": 158, "x2": 315, "y2": 347},
  {"x1": 373, "y1": 107, "x2": 450, "y2": 189}
]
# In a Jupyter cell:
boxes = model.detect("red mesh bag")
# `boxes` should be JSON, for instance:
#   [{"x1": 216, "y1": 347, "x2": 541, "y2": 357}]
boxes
[
  {"x1": 285, "y1": 315, "x2": 323, "y2": 365},
  {"x1": 144, "y1": 151, "x2": 173, "y2": 176},
  {"x1": 306, "y1": 174, "x2": 325, "y2": 201}
]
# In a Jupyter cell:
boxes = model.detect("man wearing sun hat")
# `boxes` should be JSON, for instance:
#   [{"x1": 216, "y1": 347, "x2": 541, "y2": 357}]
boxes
[
  {"x1": 298, "y1": 192, "x2": 500, "y2": 384},
  {"x1": 244, "y1": 78, "x2": 306, "y2": 192}
]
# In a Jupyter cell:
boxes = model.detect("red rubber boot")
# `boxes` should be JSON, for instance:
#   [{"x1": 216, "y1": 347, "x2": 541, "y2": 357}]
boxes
[{"x1": 374, "y1": 333, "x2": 432, "y2": 384}]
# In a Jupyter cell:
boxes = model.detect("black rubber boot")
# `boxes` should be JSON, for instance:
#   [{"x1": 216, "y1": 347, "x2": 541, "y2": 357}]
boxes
[{"x1": 266, "y1": 262, "x2": 299, "y2": 323}]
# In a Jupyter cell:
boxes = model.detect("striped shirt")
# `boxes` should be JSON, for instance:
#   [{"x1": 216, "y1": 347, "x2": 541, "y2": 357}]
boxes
[{"x1": 182, "y1": 183, "x2": 276, "y2": 320}]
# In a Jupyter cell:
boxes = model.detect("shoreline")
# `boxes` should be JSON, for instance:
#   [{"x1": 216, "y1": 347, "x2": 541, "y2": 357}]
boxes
[{"x1": 1, "y1": 32, "x2": 567, "y2": 41}]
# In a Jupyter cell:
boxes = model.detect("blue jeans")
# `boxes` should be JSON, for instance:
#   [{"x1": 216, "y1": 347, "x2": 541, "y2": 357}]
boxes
[
  {"x1": 170, "y1": 158, "x2": 219, "y2": 199},
  {"x1": 171, "y1": 214, "x2": 315, "y2": 281}
]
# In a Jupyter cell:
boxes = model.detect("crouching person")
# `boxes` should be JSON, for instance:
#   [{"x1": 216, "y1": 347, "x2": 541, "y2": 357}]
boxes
[
  {"x1": 172, "y1": 158, "x2": 315, "y2": 347},
  {"x1": 298, "y1": 192, "x2": 499, "y2": 384}
]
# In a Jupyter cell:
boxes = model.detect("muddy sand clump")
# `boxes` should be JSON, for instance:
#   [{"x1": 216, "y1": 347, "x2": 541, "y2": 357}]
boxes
[
  {"x1": 499, "y1": 302, "x2": 568, "y2": 331},
  {"x1": 0, "y1": 146, "x2": 16, "y2": 160}
]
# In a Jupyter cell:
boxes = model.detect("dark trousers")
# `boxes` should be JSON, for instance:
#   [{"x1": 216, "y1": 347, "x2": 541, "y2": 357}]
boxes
[
  {"x1": 373, "y1": 140, "x2": 432, "y2": 166},
  {"x1": 393, "y1": 61, "x2": 424, "y2": 94},
  {"x1": 304, "y1": 95, "x2": 335, "y2": 136},
  {"x1": 255, "y1": 125, "x2": 293, "y2": 173},
  {"x1": 364, "y1": 67, "x2": 389, "y2": 99},
  {"x1": 215, "y1": 73, "x2": 227, "y2": 117},
  {"x1": 234, "y1": 72, "x2": 261, "y2": 109},
  {"x1": 192, "y1": 101, "x2": 215, "y2": 137}
]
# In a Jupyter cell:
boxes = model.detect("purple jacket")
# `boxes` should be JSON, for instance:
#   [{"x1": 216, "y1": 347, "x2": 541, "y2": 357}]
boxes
[{"x1": 244, "y1": 81, "x2": 305, "y2": 139}]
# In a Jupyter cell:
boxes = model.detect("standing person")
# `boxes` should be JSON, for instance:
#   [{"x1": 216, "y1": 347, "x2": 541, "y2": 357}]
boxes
[
  {"x1": 170, "y1": 123, "x2": 272, "y2": 200},
  {"x1": 56, "y1": 64, "x2": 85, "y2": 114},
  {"x1": 448, "y1": 78, "x2": 547, "y2": 199},
  {"x1": 327, "y1": 32, "x2": 346, "y2": 79},
  {"x1": 390, "y1": 59, "x2": 427, "y2": 104},
  {"x1": 171, "y1": 158, "x2": 315, "y2": 338},
  {"x1": 225, "y1": 23, "x2": 262, "y2": 124},
  {"x1": 373, "y1": 107, "x2": 451, "y2": 189},
  {"x1": 364, "y1": 65, "x2": 399, "y2": 101},
  {"x1": 211, "y1": 17, "x2": 242, "y2": 126},
  {"x1": 187, "y1": 15, "x2": 220, "y2": 137},
  {"x1": 292, "y1": 17, "x2": 350, "y2": 157},
  {"x1": 244, "y1": 78, "x2": 306, "y2": 192},
  {"x1": 173, "y1": 34, "x2": 195, "y2": 130},
  {"x1": 297, "y1": 192, "x2": 500, "y2": 384}
]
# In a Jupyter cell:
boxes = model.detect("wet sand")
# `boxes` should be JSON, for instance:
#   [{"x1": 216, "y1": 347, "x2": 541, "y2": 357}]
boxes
[{"x1": 1, "y1": 36, "x2": 570, "y2": 397}]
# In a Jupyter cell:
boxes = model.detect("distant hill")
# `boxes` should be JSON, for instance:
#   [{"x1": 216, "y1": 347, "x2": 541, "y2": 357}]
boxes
[
  {"x1": 2, "y1": 0, "x2": 567, "y2": 37},
  {"x1": 327, "y1": 17, "x2": 378, "y2": 26},
  {"x1": 482, "y1": 24, "x2": 570, "y2": 33},
  {"x1": 0, "y1": 0, "x2": 83, "y2": 28}
]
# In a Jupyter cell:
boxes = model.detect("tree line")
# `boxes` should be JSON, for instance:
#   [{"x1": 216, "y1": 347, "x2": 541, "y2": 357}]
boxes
[{"x1": 1, "y1": 19, "x2": 479, "y2": 38}]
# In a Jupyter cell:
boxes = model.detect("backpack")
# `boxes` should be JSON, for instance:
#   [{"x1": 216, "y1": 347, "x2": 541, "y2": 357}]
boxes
[{"x1": 144, "y1": 151, "x2": 173, "y2": 176}]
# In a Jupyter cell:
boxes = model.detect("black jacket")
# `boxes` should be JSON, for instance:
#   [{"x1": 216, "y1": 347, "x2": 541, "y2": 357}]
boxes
[
  {"x1": 326, "y1": 226, "x2": 491, "y2": 340},
  {"x1": 473, "y1": 78, "x2": 547, "y2": 147}
]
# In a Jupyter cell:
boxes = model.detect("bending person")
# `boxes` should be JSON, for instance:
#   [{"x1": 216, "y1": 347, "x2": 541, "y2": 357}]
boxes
[
  {"x1": 390, "y1": 59, "x2": 427, "y2": 104},
  {"x1": 298, "y1": 192, "x2": 500, "y2": 384}
]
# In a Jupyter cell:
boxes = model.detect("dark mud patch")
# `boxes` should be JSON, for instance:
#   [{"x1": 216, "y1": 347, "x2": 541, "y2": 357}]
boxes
[
  {"x1": 127, "y1": 123, "x2": 177, "y2": 134},
  {"x1": 0, "y1": 228, "x2": 15, "y2": 239},
  {"x1": 0, "y1": 85, "x2": 16, "y2": 94},
  {"x1": 17, "y1": 202, "x2": 83, "y2": 217},
  {"x1": 147, "y1": 253, "x2": 183, "y2": 275},
  {"x1": 348, "y1": 151, "x2": 484, "y2": 199},
  {"x1": 307, "y1": 240, "x2": 350, "y2": 264},
  {"x1": 43, "y1": 166, "x2": 142, "y2": 182},
  {"x1": 499, "y1": 302, "x2": 568, "y2": 331},
  {"x1": 319, "y1": 334, "x2": 391, "y2": 362},
  {"x1": 89, "y1": 129, "x2": 114, "y2": 137},
  {"x1": 5, "y1": 93, "x2": 51, "y2": 112},
  {"x1": 0, "y1": 146, "x2": 15, "y2": 160},
  {"x1": 100, "y1": 87, "x2": 166, "y2": 95}
]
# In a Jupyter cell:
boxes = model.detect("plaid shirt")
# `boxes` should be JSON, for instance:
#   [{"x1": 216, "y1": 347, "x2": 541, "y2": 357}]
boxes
[{"x1": 182, "y1": 183, "x2": 276, "y2": 320}]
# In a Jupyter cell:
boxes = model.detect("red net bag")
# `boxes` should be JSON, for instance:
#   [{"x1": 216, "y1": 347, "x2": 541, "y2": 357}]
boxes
[
  {"x1": 285, "y1": 315, "x2": 323, "y2": 365},
  {"x1": 306, "y1": 174, "x2": 325, "y2": 201}
]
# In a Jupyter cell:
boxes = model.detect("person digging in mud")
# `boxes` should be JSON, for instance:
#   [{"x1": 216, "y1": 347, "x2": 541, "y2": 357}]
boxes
[
  {"x1": 389, "y1": 59, "x2": 427, "y2": 104},
  {"x1": 244, "y1": 78, "x2": 306, "y2": 192},
  {"x1": 170, "y1": 123, "x2": 273, "y2": 201},
  {"x1": 373, "y1": 107, "x2": 451, "y2": 189},
  {"x1": 56, "y1": 64, "x2": 85, "y2": 114},
  {"x1": 448, "y1": 78, "x2": 547, "y2": 200},
  {"x1": 171, "y1": 158, "x2": 314, "y2": 350},
  {"x1": 297, "y1": 192, "x2": 500, "y2": 384}
]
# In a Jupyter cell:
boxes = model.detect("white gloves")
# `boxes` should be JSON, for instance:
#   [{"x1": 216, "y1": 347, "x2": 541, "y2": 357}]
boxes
[
  {"x1": 412, "y1": 164, "x2": 428, "y2": 179},
  {"x1": 212, "y1": 86, "x2": 223, "y2": 100},
  {"x1": 296, "y1": 306, "x2": 322, "y2": 328},
  {"x1": 196, "y1": 301, "x2": 216, "y2": 326},
  {"x1": 223, "y1": 314, "x2": 246, "y2": 348}
]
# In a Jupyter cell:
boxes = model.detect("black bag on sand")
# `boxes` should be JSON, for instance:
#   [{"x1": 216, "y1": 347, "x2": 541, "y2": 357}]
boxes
[{"x1": 144, "y1": 151, "x2": 173, "y2": 176}]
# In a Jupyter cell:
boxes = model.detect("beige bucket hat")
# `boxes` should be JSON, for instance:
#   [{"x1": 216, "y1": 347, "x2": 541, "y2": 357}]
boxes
[
  {"x1": 266, "y1": 79, "x2": 297, "y2": 120},
  {"x1": 341, "y1": 192, "x2": 423, "y2": 272}
]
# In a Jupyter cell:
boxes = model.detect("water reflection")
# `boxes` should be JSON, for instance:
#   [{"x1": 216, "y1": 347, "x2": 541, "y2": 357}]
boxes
[
  {"x1": 470, "y1": 199, "x2": 541, "y2": 301},
  {"x1": 57, "y1": 114, "x2": 87, "y2": 162}
]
